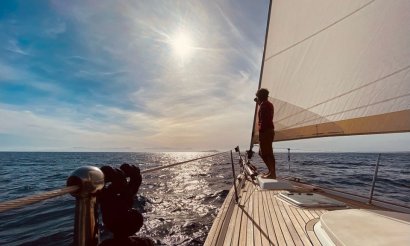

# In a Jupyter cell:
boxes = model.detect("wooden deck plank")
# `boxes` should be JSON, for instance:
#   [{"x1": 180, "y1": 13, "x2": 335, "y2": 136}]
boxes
[
  {"x1": 253, "y1": 189, "x2": 262, "y2": 246},
  {"x1": 302, "y1": 210, "x2": 316, "y2": 221},
  {"x1": 205, "y1": 178, "x2": 396, "y2": 246},
  {"x1": 223, "y1": 191, "x2": 241, "y2": 246},
  {"x1": 261, "y1": 191, "x2": 280, "y2": 245},
  {"x1": 203, "y1": 189, "x2": 226, "y2": 246},
  {"x1": 268, "y1": 191, "x2": 296, "y2": 246},
  {"x1": 291, "y1": 207, "x2": 318, "y2": 246},
  {"x1": 276, "y1": 195, "x2": 324, "y2": 246},
  {"x1": 234, "y1": 181, "x2": 250, "y2": 246},
  {"x1": 292, "y1": 207, "x2": 310, "y2": 225},
  {"x1": 238, "y1": 182, "x2": 252, "y2": 246},
  {"x1": 310, "y1": 209, "x2": 325, "y2": 218},
  {"x1": 257, "y1": 190, "x2": 270, "y2": 246},
  {"x1": 230, "y1": 199, "x2": 244, "y2": 246},
  {"x1": 246, "y1": 183, "x2": 255, "y2": 246},
  {"x1": 274, "y1": 195, "x2": 304, "y2": 246},
  {"x1": 223, "y1": 179, "x2": 252, "y2": 246},
  {"x1": 204, "y1": 187, "x2": 235, "y2": 246},
  {"x1": 281, "y1": 200, "x2": 312, "y2": 246},
  {"x1": 305, "y1": 218, "x2": 321, "y2": 246},
  {"x1": 294, "y1": 207, "x2": 309, "y2": 223},
  {"x1": 217, "y1": 191, "x2": 237, "y2": 246},
  {"x1": 265, "y1": 193, "x2": 286, "y2": 245}
]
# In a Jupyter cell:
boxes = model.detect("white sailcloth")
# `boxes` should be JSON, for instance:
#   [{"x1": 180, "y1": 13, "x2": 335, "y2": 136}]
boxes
[{"x1": 253, "y1": 0, "x2": 410, "y2": 143}]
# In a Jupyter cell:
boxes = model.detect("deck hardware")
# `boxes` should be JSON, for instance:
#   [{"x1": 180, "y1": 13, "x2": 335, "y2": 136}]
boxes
[
  {"x1": 287, "y1": 148, "x2": 291, "y2": 174},
  {"x1": 67, "y1": 166, "x2": 105, "y2": 246},
  {"x1": 368, "y1": 153, "x2": 381, "y2": 204},
  {"x1": 230, "y1": 150, "x2": 239, "y2": 203},
  {"x1": 1, "y1": 151, "x2": 231, "y2": 245}
]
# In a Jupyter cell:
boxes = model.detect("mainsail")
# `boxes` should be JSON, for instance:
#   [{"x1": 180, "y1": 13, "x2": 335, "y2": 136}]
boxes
[{"x1": 252, "y1": 0, "x2": 410, "y2": 143}]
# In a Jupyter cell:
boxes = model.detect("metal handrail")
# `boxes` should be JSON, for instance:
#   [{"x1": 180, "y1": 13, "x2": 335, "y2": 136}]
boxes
[
  {"x1": 0, "y1": 151, "x2": 232, "y2": 246},
  {"x1": 282, "y1": 150, "x2": 410, "y2": 210}
]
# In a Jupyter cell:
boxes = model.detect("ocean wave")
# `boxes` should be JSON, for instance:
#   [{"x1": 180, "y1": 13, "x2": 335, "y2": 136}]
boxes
[{"x1": 0, "y1": 152, "x2": 409, "y2": 245}]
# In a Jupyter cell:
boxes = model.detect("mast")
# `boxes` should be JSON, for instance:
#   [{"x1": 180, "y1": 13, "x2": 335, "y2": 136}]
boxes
[
  {"x1": 252, "y1": 1, "x2": 410, "y2": 143},
  {"x1": 249, "y1": 0, "x2": 273, "y2": 153}
]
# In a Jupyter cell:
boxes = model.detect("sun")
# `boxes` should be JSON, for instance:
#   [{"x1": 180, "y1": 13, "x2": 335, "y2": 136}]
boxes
[{"x1": 170, "y1": 31, "x2": 194, "y2": 62}]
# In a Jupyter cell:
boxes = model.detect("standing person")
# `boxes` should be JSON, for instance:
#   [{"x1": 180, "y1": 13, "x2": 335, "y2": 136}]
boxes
[{"x1": 255, "y1": 88, "x2": 276, "y2": 179}]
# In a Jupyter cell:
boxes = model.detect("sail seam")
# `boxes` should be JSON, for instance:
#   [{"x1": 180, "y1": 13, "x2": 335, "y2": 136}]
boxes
[
  {"x1": 275, "y1": 64, "x2": 410, "y2": 124},
  {"x1": 279, "y1": 93, "x2": 410, "y2": 131},
  {"x1": 264, "y1": 0, "x2": 376, "y2": 62}
]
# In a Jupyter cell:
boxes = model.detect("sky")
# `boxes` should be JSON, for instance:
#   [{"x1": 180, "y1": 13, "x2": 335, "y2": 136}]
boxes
[{"x1": 0, "y1": 0, "x2": 409, "y2": 152}]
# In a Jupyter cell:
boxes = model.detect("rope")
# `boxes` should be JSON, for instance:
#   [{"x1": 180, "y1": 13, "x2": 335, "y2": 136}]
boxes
[
  {"x1": 0, "y1": 151, "x2": 231, "y2": 213},
  {"x1": 264, "y1": 0, "x2": 375, "y2": 62},
  {"x1": 0, "y1": 185, "x2": 79, "y2": 213},
  {"x1": 281, "y1": 91, "x2": 410, "y2": 130},
  {"x1": 276, "y1": 64, "x2": 410, "y2": 126},
  {"x1": 141, "y1": 151, "x2": 230, "y2": 174}
]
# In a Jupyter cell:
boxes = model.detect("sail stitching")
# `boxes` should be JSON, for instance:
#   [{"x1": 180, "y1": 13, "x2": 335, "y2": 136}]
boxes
[
  {"x1": 279, "y1": 93, "x2": 410, "y2": 131},
  {"x1": 275, "y1": 64, "x2": 410, "y2": 124},
  {"x1": 264, "y1": 0, "x2": 376, "y2": 62}
]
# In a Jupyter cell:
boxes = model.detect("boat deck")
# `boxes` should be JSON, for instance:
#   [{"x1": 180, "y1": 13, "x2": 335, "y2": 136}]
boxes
[{"x1": 204, "y1": 179, "x2": 377, "y2": 246}]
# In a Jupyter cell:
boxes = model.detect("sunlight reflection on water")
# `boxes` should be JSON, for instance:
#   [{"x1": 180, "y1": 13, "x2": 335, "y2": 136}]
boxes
[
  {"x1": 0, "y1": 152, "x2": 408, "y2": 245},
  {"x1": 135, "y1": 152, "x2": 232, "y2": 245}
]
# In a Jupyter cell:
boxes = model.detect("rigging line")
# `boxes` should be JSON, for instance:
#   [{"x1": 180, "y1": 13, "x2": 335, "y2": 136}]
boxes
[
  {"x1": 0, "y1": 151, "x2": 231, "y2": 213},
  {"x1": 141, "y1": 151, "x2": 230, "y2": 174},
  {"x1": 276, "y1": 63, "x2": 410, "y2": 124},
  {"x1": 279, "y1": 92, "x2": 410, "y2": 131},
  {"x1": 264, "y1": 0, "x2": 376, "y2": 62},
  {"x1": 0, "y1": 185, "x2": 79, "y2": 213}
]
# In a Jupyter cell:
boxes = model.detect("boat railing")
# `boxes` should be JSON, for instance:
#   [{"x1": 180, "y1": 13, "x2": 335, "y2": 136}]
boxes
[
  {"x1": 282, "y1": 149, "x2": 410, "y2": 213},
  {"x1": 0, "y1": 151, "x2": 231, "y2": 246},
  {"x1": 368, "y1": 153, "x2": 381, "y2": 204}
]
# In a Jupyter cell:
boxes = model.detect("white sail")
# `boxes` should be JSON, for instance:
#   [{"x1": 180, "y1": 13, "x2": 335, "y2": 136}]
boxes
[{"x1": 253, "y1": 0, "x2": 410, "y2": 143}]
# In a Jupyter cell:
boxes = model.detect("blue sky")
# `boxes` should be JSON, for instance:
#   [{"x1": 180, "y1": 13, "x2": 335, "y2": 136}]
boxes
[{"x1": 0, "y1": 0, "x2": 409, "y2": 152}]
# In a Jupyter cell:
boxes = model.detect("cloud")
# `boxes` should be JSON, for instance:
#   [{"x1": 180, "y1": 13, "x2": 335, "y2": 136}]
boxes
[
  {"x1": 0, "y1": 59, "x2": 64, "y2": 95},
  {"x1": 0, "y1": 0, "x2": 268, "y2": 151},
  {"x1": 0, "y1": 106, "x2": 149, "y2": 151},
  {"x1": 1, "y1": 1, "x2": 408, "y2": 152},
  {"x1": 43, "y1": 19, "x2": 66, "y2": 38},
  {"x1": 5, "y1": 40, "x2": 30, "y2": 56}
]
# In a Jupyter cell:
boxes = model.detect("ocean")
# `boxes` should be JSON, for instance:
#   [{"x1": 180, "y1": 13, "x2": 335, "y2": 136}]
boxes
[{"x1": 0, "y1": 151, "x2": 409, "y2": 245}]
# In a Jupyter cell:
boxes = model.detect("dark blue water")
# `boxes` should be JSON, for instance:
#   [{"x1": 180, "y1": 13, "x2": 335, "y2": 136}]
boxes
[{"x1": 0, "y1": 152, "x2": 409, "y2": 245}]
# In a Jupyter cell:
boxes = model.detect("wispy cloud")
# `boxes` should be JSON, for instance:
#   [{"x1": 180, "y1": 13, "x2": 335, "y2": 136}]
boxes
[
  {"x1": 5, "y1": 40, "x2": 31, "y2": 56},
  {"x1": 43, "y1": 19, "x2": 66, "y2": 38},
  {"x1": 0, "y1": 0, "x2": 268, "y2": 151},
  {"x1": 1, "y1": 0, "x2": 409, "y2": 152}
]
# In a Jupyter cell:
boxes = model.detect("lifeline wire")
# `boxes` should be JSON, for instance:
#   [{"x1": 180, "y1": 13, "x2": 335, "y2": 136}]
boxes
[{"x1": 0, "y1": 151, "x2": 231, "y2": 213}]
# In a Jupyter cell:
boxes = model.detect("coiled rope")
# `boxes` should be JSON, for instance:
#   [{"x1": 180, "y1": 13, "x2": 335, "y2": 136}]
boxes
[{"x1": 0, "y1": 151, "x2": 230, "y2": 213}]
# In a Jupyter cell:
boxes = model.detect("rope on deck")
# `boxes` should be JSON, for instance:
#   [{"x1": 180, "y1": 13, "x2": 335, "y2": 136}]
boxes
[{"x1": 0, "y1": 151, "x2": 231, "y2": 213}]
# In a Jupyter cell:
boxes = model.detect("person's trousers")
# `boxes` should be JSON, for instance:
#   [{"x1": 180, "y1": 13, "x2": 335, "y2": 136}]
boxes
[{"x1": 259, "y1": 129, "x2": 276, "y2": 172}]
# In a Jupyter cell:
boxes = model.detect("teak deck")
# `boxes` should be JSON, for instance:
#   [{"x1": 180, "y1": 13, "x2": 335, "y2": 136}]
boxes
[{"x1": 204, "y1": 179, "x2": 372, "y2": 246}]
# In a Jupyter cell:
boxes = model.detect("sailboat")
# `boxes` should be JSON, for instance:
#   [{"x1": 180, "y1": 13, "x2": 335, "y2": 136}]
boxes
[
  {"x1": 204, "y1": 0, "x2": 410, "y2": 245},
  {"x1": 1, "y1": 1, "x2": 409, "y2": 245}
]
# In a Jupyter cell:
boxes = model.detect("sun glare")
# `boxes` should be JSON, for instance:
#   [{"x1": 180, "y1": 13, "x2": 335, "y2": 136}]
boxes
[{"x1": 170, "y1": 31, "x2": 194, "y2": 62}]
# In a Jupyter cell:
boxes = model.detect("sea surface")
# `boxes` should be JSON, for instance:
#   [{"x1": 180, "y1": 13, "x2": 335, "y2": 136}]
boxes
[{"x1": 0, "y1": 151, "x2": 409, "y2": 245}]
